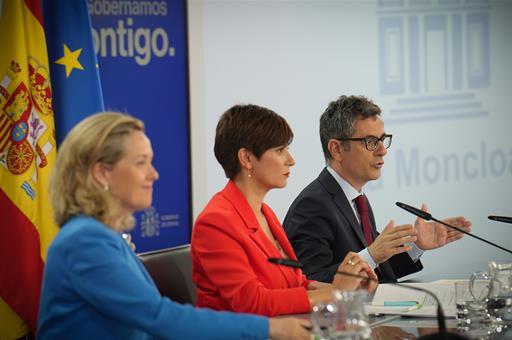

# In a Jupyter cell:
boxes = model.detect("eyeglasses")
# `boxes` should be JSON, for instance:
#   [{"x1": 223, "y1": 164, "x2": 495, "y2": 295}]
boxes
[{"x1": 337, "y1": 134, "x2": 392, "y2": 151}]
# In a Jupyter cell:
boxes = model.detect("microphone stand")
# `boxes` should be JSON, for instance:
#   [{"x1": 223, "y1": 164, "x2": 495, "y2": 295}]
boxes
[{"x1": 396, "y1": 202, "x2": 512, "y2": 255}]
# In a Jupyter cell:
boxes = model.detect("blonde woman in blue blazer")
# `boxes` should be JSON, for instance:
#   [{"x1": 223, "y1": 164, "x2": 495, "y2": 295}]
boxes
[{"x1": 37, "y1": 112, "x2": 310, "y2": 340}]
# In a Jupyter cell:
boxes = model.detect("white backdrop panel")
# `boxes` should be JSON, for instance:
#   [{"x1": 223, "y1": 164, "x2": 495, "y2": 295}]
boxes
[{"x1": 192, "y1": 0, "x2": 512, "y2": 280}]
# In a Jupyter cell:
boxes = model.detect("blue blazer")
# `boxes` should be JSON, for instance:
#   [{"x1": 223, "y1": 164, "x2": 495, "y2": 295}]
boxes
[{"x1": 38, "y1": 215, "x2": 267, "y2": 339}]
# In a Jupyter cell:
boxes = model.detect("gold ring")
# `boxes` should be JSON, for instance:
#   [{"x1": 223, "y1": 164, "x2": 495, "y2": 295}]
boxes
[{"x1": 348, "y1": 260, "x2": 355, "y2": 266}]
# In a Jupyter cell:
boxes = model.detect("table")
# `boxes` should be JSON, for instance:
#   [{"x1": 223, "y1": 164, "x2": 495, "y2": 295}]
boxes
[{"x1": 288, "y1": 312, "x2": 512, "y2": 339}]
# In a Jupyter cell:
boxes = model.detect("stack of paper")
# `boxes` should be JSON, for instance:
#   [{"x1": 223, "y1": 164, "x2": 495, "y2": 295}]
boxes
[{"x1": 365, "y1": 280, "x2": 461, "y2": 317}]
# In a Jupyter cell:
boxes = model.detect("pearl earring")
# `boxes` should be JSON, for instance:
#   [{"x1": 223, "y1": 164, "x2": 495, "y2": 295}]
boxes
[{"x1": 103, "y1": 183, "x2": 109, "y2": 191}]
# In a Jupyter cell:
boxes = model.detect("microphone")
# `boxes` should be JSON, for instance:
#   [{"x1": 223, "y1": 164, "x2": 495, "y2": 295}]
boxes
[
  {"x1": 268, "y1": 259, "x2": 451, "y2": 334},
  {"x1": 396, "y1": 202, "x2": 512, "y2": 255},
  {"x1": 268, "y1": 257, "x2": 304, "y2": 269},
  {"x1": 396, "y1": 202, "x2": 433, "y2": 220},
  {"x1": 488, "y1": 215, "x2": 512, "y2": 224}
]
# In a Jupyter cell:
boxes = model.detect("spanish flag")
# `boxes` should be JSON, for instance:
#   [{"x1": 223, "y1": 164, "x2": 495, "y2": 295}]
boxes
[{"x1": 0, "y1": 0, "x2": 58, "y2": 337}]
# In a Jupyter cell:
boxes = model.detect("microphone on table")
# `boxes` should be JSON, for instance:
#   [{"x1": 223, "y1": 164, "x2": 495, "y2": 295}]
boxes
[
  {"x1": 488, "y1": 215, "x2": 512, "y2": 224},
  {"x1": 396, "y1": 202, "x2": 512, "y2": 255},
  {"x1": 268, "y1": 257, "x2": 304, "y2": 269},
  {"x1": 268, "y1": 258, "x2": 452, "y2": 335}
]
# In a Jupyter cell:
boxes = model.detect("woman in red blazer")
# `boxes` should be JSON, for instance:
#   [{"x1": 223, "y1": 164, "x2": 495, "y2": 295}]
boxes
[{"x1": 191, "y1": 104, "x2": 377, "y2": 317}]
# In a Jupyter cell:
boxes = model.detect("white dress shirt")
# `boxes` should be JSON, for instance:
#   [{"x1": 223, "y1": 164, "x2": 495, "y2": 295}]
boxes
[{"x1": 326, "y1": 167, "x2": 423, "y2": 269}]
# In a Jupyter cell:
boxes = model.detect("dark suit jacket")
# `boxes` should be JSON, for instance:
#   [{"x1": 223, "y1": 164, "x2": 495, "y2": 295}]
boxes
[{"x1": 283, "y1": 168, "x2": 423, "y2": 283}]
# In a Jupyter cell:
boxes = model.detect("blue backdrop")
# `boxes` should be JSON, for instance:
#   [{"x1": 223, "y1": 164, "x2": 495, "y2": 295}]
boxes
[{"x1": 89, "y1": 0, "x2": 191, "y2": 252}]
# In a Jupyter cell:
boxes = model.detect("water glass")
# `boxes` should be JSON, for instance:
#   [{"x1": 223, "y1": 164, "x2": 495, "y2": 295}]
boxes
[
  {"x1": 311, "y1": 302, "x2": 338, "y2": 340},
  {"x1": 332, "y1": 290, "x2": 372, "y2": 339},
  {"x1": 471, "y1": 262, "x2": 512, "y2": 322},
  {"x1": 454, "y1": 280, "x2": 489, "y2": 325},
  {"x1": 471, "y1": 262, "x2": 512, "y2": 299},
  {"x1": 487, "y1": 262, "x2": 512, "y2": 320}
]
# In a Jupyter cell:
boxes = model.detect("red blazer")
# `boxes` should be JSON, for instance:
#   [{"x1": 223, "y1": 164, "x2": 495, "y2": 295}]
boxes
[{"x1": 191, "y1": 181, "x2": 312, "y2": 316}]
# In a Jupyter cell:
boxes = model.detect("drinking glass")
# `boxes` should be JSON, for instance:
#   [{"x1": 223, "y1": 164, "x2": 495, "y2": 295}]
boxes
[
  {"x1": 311, "y1": 301, "x2": 338, "y2": 340},
  {"x1": 332, "y1": 290, "x2": 372, "y2": 339},
  {"x1": 487, "y1": 262, "x2": 512, "y2": 322},
  {"x1": 454, "y1": 280, "x2": 489, "y2": 326},
  {"x1": 471, "y1": 262, "x2": 512, "y2": 322}
]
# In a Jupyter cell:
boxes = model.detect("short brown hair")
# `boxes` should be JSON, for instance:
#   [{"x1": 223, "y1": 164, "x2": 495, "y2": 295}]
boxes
[
  {"x1": 214, "y1": 104, "x2": 293, "y2": 179},
  {"x1": 50, "y1": 111, "x2": 144, "y2": 230}
]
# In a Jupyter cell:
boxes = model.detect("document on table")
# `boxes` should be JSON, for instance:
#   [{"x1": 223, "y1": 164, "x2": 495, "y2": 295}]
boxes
[{"x1": 365, "y1": 280, "x2": 461, "y2": 318}]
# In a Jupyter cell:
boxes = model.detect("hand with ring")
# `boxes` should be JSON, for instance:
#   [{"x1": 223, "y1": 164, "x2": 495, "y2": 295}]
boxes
[{"x1": 332, "y1": 252, "x2": 378, "y2": 292}]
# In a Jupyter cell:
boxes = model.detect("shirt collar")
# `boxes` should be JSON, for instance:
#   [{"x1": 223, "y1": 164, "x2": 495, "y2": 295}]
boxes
[{"x1": 326, "y1": 166, "x2": 363, "y2": 202}]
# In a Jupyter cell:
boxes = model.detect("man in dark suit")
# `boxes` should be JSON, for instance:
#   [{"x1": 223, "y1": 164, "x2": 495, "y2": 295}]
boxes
[{"x1": 283, "y1": 95, "x2": 471, "y2": 283}]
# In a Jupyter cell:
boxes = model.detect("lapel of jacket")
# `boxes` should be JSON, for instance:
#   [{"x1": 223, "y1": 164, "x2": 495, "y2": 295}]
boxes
[
  {"x1": 317, "y1": 168, "x2": 367, "y2": 246},
  {"x1": 221, "y1": 181, "x2": 275, "y2": 260},
  {"x1": 262, "y1": 204, "x2": 297, "y2": 261},
  {"x1": 261, "y1": 203, "x2": 301, "y2": 287},
  {"x1": 221, "y1": 181, "x2": 299, "y2": 287}
]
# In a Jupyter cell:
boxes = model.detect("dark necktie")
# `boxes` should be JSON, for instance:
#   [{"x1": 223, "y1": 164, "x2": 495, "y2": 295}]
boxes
[{"x1": 354, "y1": 194, "x2": 374, "y2": 245}]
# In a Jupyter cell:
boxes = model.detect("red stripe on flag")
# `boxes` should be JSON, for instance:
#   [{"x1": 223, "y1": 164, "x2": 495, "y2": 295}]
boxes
[
  {"x1": 0, "y1": 189, "x2": 44, "y2": 334},
  {"x1": 23, "y1": 0, "x2": 44, "y2": 27},
  {"x1": 0, "y1": 116, "x2": 13, "y2": 152}
]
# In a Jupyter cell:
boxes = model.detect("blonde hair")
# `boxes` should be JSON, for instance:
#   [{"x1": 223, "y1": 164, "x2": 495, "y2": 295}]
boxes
[{"x1": 50, "y1": 111, "x2": 144, "y2": 231}]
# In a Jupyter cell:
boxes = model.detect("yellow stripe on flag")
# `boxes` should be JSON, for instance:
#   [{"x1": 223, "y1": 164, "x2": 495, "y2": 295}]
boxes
[
  {"x1": 0, "y1": 298, "x2": 29, "y2": 339},
  {"x1": 0, "y1": 0, "x2": 59, "y2": 334}
]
